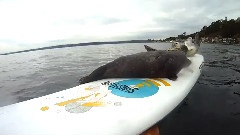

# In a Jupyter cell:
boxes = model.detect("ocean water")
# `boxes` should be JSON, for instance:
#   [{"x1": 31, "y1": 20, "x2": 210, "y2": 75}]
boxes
[{"x1": 0, "y1": 43, "x2": 240, "y2": 134}]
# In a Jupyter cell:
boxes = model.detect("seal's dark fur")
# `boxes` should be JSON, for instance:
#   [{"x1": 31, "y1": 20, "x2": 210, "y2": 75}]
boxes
[{"x1": 79, "y1": 50, "x2": 191, "y2": 84}]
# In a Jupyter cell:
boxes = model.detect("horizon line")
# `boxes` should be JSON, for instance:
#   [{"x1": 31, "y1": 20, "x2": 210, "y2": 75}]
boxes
[{"x1": 0, "y1": 40, "x2": 149, "y2": 55}]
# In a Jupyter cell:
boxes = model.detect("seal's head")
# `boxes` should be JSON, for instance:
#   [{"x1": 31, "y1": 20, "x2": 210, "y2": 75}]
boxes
[
  {"x1": 172, "y1": 42, "x2": 181, "y2": 48},
  {"x1": 185, "y1": 33, "x2": 200, "y2": 57},
  {"x1": 168, "y1": 42, "x2": 187, "y2": 55}
]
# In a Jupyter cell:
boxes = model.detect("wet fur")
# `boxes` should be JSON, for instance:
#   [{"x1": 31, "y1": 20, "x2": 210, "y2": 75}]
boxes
[{"x1": 79, "y1": 50, "x2": 191, "y2": 84}]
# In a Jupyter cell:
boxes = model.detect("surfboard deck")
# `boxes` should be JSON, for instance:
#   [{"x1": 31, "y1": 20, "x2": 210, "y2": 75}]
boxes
[{"x1": 0, "y1": 54, "x2": 204, "y2": 135}]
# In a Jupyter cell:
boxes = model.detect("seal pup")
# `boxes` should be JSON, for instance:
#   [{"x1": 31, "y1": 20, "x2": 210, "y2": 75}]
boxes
[
  {"x1": 164, "y1": 33, "x2": 200, "y2": 57},
  {"x1": 145, "y1": 44, "x2": 188, "y2": 55},
  {"x1": 79, "y1": 50, "x2": 191, "y2": 84},
  {"x1": 171, "y1": 42, "x2": 181, "y2": 48},
  {"x1": 168, "y1": 42, "x2": 184, "y2": 52},
  {"x1": 184, "y1": 33, "x2": 200, "y2": 57}
]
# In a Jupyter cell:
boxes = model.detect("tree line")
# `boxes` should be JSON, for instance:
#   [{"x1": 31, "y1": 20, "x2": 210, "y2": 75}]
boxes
[
  {"x1": 199, "y1": 17, "x2": 240, "y2": 38},
  {"x1": 164, "y1": 17, "x2": 240, "y2": 41}
]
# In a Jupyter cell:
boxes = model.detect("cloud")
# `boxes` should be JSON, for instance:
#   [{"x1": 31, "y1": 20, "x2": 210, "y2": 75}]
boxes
[{"x1": 0, "y1": 0, "x2": 240, "y2": 53}]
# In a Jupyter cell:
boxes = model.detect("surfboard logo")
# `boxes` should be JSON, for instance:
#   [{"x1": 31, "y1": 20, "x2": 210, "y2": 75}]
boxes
[
  {"x1": 102, "y1": 81, "x2": 139, "y2": 93},
  {"x1": 106, "y1": 79, "x2": 170, "y2": 98},
  {"x1": 40, "y1": 79, "x2": 170, "y2": 113}
]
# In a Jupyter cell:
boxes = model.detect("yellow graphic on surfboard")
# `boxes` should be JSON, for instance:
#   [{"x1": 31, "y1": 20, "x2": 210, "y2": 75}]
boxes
[{"x1": 40, "y1": 78, "x2": 171, "y2": 113}]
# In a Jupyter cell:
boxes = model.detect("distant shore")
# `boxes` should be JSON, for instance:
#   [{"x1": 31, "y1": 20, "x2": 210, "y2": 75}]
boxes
[
  {"x1": 0, "y1": 40, "x2": 149, "y2": 55},
  {"x1": 148, "y1": 37, "x2": 240, "y2": 45},
  {"x1": 2, "y1": 38, "x2": 239, "y2": 55}
]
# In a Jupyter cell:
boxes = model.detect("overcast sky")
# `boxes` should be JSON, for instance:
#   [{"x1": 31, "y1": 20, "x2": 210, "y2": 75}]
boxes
[{"x1": 0, "y1": 0, "x2": 240, "y2": 53}]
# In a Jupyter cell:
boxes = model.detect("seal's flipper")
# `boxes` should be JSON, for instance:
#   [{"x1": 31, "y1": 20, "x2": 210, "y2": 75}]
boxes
[
  {"x1": 79, "y1": 76, "x2": 86, "y2": 84},
  {"x1": 185, "y1": 58, "x2": 192, "y2": 67},
  {"x1": 79, "y1": 65, "x2": 108, "y2": 84},
  {"x1": 144, "y1": 45, "x2": 157, "y2": 51},
  {"x1": 169, "y1": 75, "x2": 178, "y2": 81}
]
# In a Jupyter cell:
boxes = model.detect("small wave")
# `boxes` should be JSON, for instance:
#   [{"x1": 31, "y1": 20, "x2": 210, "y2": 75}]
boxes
[
  {"x1": 39, "y1": 54, "x2": 50, "y2": 59},
  {"x1": 0, "y1": 70, "x2": 8, "y2": 73},
  {"x1": 230, "y1": 67, "x2": 240, "y2": 73},
  {"x1": 204, "y1": 54, "x2": 238, "y2": 69},
  {"x1": 219, "y1": 49, "x2": 229, "y2": 54},
  {"x1": 198, "y1": 76, "x2": 240, "y2": 86},
  {"x1": 29, "y1": 58, "x2": 37, "y2": 62}
]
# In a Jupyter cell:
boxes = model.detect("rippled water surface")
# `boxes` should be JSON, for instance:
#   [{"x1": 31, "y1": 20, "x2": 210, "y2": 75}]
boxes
[{"x1": 0, "y1": 43, "x2": 240, "y2": 134}]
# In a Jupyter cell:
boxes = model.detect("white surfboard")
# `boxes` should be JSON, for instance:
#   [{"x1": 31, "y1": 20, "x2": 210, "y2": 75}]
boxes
[{"x1": 0, "y1": 54, "x2": 204, "y2": 135}]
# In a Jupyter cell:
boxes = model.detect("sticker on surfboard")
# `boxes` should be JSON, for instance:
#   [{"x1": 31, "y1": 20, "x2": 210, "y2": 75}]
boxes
[
  {"x1": 40, "y1": 85, "x2": 121, "y2": 113},
  {"x1": 102, "y1": 79, "x2": 171, "y2": 98},
  {"x1": 40, "y1": 78, "x2": 170, "y2": 113}
]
